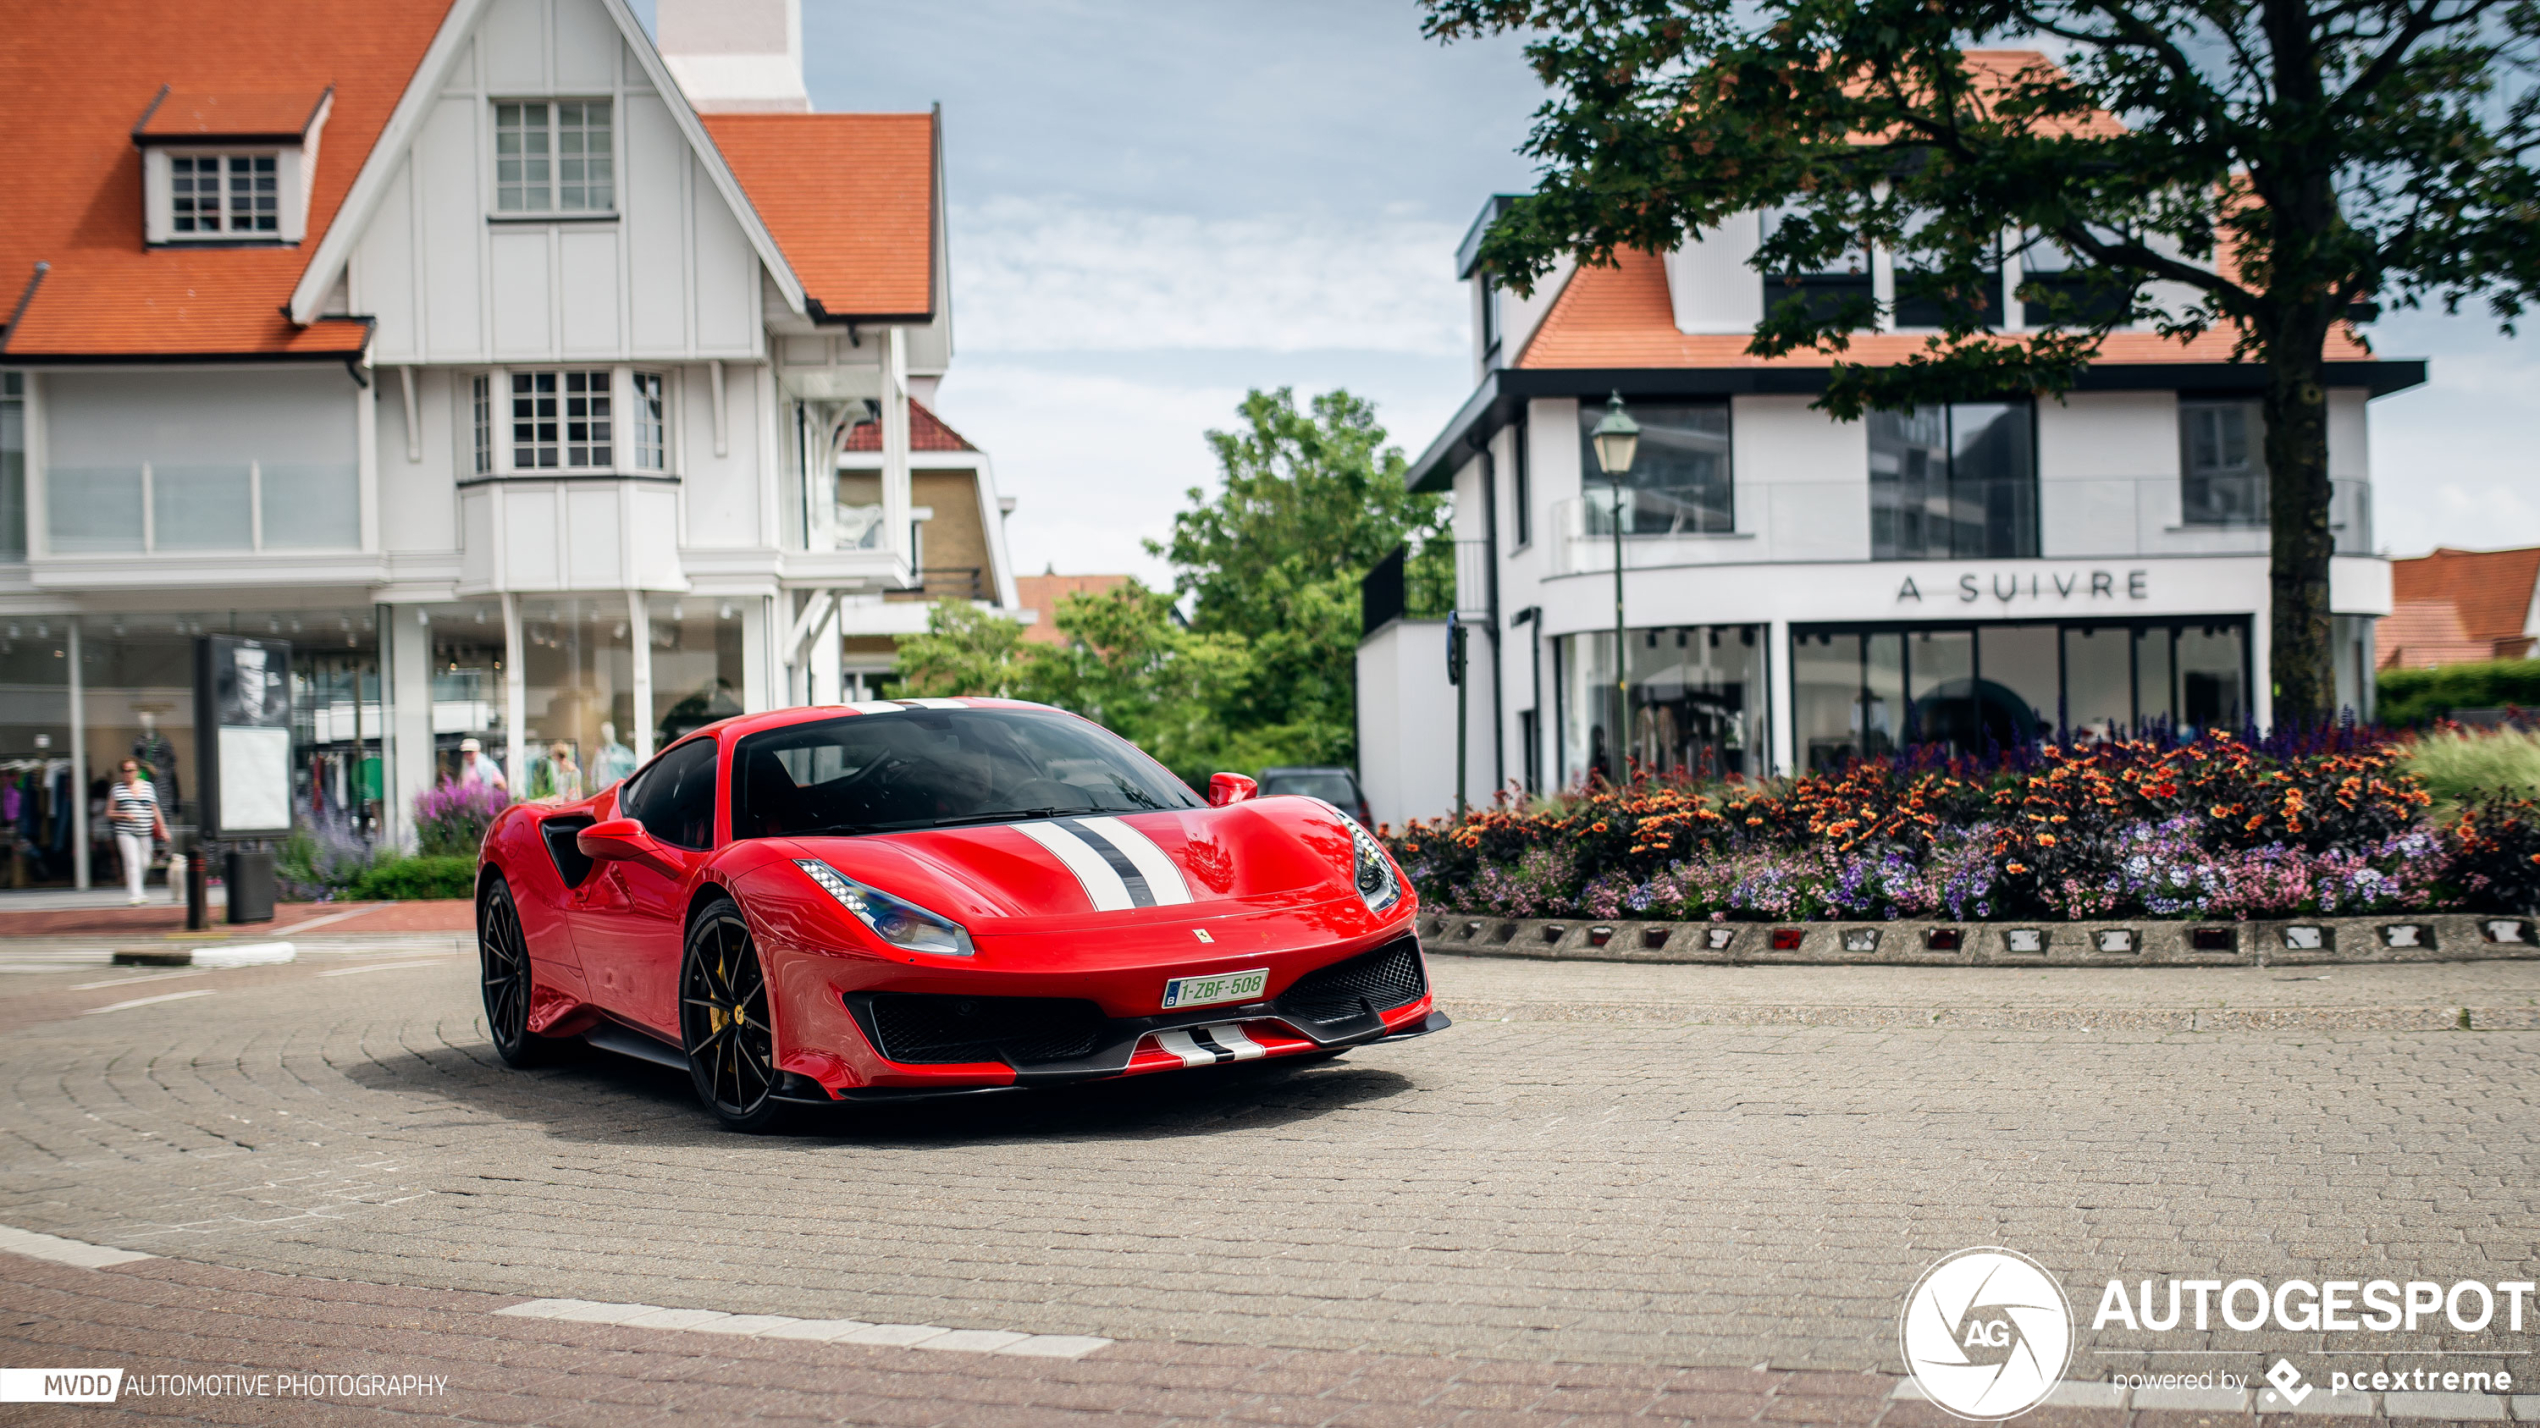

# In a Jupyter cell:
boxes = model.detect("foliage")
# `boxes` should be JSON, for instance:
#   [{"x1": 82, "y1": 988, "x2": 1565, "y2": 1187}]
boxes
[
  {"x1": 897, "y1": 599, "x2": 1033, "y2": 699},
  {"x1": 2400, "y1": 725, "x2": 2540, "y2": 813},
  {"x1": 1153, "y1": 388, "x2": 1453, "y2": 768},
  {"x1": 277, "y1": 816, "x2": 382, "y2": 901},
  {"x1": 892, "y1": 387, "x2": 1450, "y2": 779},
  {"x1": 1422, "y1": 0, "x2": 2540, "y2": 724},
  {"x1": 2377, "y1": 660, "x2": 2540, "y2": 727},
  {"x1": 1384, "y1": 729, "x2": 2538, "y2": 918},
  {"x1": 415, "y1": 779, "x2": 509, "y2": 858},
  {"x1": 348, "y1": 855, "x2": 478, "y2": 902}
]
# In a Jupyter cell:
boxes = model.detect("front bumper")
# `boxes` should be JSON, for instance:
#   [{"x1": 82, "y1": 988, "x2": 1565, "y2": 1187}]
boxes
[{"x1": 772, "y1": 934, "x2": 1439, "y2": 1100}]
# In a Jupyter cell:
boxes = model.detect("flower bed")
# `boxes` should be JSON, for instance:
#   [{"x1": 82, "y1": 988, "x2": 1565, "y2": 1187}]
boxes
[{"x1": 1385, "y1": 731, "x2": 2540, "y2": 922}]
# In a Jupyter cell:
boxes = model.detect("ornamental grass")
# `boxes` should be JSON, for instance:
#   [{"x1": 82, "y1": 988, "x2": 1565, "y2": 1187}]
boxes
[{"x1": 1386, "y1": 726, "x2": 2540, "y2": 922}]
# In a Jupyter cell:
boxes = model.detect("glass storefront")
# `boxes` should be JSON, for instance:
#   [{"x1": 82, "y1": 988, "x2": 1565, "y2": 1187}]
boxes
[
  {"x1": 1792, "y1": 617, "x2": 2250, "y2": 768},
  {"x1": 1556, "y1": 625, "x2": 1765, "y2": 787},
  {"x1": 647, "y1": 596, "x2": 746, "y2": 748},
  {"x1": 424, "y1": 602, "x2": 508, "y2": 785},
  {"x1": 0, "y1": 620, "x2": 72, "y2": 886},
  {"x1": 519, "y1": 596, "x2": 634, "y2": 802}
]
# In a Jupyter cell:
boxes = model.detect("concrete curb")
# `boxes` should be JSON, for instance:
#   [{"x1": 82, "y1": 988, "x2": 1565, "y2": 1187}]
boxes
[
  {"x1": 1419, "y1": 911, "x2": 2540, "y2": 968},
  {"x1": 1435, "y1": 998, "x2": 2540, "y2": 1032}
]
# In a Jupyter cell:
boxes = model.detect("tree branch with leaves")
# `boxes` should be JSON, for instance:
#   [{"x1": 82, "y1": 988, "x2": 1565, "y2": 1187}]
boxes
[{"x1": 1426, "y1": 0, "x2": 2540, "y2": 725}]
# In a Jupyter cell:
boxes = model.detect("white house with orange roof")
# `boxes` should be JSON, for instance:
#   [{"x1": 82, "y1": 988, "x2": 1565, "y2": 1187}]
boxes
[
  {"x1": 0, "y1": 0, "x2": 1020, "y2": 876},
  {"x1": 1367, "y1": 142, "x2": 2413, "y2": 819}
]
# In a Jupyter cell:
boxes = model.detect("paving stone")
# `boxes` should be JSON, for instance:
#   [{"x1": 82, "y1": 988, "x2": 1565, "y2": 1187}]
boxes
[{"x1": 2387, "y1": 1390, "x2": 2511, "y2": 1420}]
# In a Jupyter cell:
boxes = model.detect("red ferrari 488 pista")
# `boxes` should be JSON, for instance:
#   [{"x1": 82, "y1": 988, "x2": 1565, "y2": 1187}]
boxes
[{"x1": 474, "y1": 699, "x2": 1444, "y2": 1129}]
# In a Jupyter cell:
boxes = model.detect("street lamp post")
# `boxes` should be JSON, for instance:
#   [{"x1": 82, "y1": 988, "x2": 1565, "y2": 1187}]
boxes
[{"x1": 1589, "y1": 392, "x2": 1639, "y2": 789}]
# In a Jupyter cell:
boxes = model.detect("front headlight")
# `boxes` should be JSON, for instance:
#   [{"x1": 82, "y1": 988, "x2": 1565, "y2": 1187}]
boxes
[
  {"x1": 795, "y1": 859, "x2": 974, "y2": 957},
  {"x1": 1346, "y1": 819, "x2": 1402, "y2": 915}
]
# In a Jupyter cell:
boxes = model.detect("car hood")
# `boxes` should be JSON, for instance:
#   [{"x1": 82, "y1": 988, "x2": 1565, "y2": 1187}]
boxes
[{"x1": 769, "y1": 796, "x2": 1366, "y2": 929}]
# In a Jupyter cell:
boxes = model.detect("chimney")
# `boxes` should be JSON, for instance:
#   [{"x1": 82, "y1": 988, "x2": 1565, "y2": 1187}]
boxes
[{"x1": 655, "y1": 0, "x2": 810, "y2": 113}]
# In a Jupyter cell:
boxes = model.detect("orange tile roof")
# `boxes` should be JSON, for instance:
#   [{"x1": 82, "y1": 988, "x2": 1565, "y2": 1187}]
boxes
[
  {"x1": 2374, "y1": 601, "x2": 2498, "y2": 670},
  {"x1": 842, "y1": 398, "x2": 975, "y2": 453},
  {"x1": 702, "y1": 112, "x2": 935, "y2": 322},
  {"x1": 0, "y1": 0, "x2": 448, "y2": 359},
  {"x1": 1014, "y1": 573, "x2": 1135, "y2": 646},
  {"x1": 2390, "y1": 546, "x2": 2540, "y2": 648},
  {"x1": 135, "y1": 86, "x2": 332, "y2": 140},
  {"x1": 1517, "y1": 247, "x2": 2376, "y2": 370}
]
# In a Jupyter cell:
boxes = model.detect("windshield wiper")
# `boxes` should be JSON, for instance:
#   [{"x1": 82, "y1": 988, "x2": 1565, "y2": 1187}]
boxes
[{"x1": 930, "y1": 806, "x2": 1083, "y2": 828}]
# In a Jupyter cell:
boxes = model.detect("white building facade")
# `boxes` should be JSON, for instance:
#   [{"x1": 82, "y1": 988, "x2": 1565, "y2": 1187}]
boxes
[
  {"x1": 0, "y1": 0, "x2": 1019, "y2": 880},
  {"x1": 1366, "y1": 187, "x2": 2414, "y2": 824}
]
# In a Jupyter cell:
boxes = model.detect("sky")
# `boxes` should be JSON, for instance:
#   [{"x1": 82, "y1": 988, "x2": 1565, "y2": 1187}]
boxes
[{"x1": 667, "y1": 1, "x2": 2538, "y2": 582}]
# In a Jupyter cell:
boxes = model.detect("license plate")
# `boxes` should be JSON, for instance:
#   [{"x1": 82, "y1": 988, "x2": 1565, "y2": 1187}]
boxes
[{"x1": 1160, "y1": 967, "x2": 1267, "y2": 1010}]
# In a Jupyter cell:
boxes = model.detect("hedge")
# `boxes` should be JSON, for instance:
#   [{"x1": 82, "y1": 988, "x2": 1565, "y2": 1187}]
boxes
[{"x1": 2377, "y1": 659, "x2": 2540, "y2": 727}]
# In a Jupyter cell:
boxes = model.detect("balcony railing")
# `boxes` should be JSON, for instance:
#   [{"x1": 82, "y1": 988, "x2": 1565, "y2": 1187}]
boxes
[
  {"x1": 1545, "y1": 477, "x2": 2373, "y2": 574},
  {"x1": 882, "y1": 566, "x2": 986, "y2": 603}
]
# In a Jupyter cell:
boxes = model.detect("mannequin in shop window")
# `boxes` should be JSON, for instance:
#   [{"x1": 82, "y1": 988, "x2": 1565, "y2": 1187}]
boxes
[
  {"x1": 134, "y1": 711, "x2": 179, "y2": 816},
  {"x1": 590, "y1": 721, "x2": 636, "y2": 790}
]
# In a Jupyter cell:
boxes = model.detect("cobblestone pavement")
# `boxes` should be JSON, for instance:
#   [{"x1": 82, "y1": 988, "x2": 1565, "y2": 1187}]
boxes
[{"x1": 1, "y1": 942, "x2": 2536, "y2": 1423}]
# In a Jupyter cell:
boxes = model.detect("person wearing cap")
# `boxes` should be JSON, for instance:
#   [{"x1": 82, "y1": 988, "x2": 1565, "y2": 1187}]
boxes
[{"x1": 457, "y1": 737, "x2": 507, "y2": 790}]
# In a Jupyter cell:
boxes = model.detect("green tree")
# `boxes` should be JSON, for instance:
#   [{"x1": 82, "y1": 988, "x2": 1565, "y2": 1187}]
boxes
[
  {"x1": 896, "y1": 599, "x2": 1030, "y2": 698},
  {"x1": 1154, "y1": 388, "x2": 1454, "y2": 766},
  {"x1": 1425, "y1": 0, "x2": 2540, "y2": 726},
  {"x1": 1027, "y1": 583, "x2": 1259, "y2": 783}
]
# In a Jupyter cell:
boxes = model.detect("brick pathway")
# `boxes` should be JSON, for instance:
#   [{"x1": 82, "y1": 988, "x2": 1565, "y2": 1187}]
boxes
[{"x1": 1, "y1": 946, "x2": 2535, "y2": 1422}]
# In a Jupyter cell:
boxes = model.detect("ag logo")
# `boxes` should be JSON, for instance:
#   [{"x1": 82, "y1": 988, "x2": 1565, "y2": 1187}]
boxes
[{"x1": 1899, "y1": 1247, "x2": 2074, "y2": 1420}]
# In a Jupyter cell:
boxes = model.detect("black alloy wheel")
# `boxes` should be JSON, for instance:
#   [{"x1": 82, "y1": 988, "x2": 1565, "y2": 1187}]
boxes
[
  {"x1": 479, "y1": 877, "x2": 550, "y2": 1067},
  {"x1": 681, "y1": 897, "x2": 786, "y2": 1131}
]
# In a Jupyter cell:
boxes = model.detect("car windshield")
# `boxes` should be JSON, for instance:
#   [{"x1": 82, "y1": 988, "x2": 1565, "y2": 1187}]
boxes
[
  {"x1": 731, "y1": 707, "x2": 1202, "y2": 838},
  {"x1": 1258, "y1": 771, "x2": 1357, "y2": 805}
]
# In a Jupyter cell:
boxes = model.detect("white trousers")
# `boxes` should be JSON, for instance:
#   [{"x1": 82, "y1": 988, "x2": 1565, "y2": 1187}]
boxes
[{"x1": 116, "y1": 831, "x2": 151, "y2": 900}]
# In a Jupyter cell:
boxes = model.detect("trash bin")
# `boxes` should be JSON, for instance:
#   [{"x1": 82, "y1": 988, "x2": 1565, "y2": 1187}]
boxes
[{"x1": 224, "y1": 848, "x2": 276, "y2": 924}]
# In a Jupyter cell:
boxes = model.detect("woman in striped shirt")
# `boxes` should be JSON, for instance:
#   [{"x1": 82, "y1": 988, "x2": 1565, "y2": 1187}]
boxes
[{"x1": 110, "y1": 759, "x2": 168, "y2": 905}]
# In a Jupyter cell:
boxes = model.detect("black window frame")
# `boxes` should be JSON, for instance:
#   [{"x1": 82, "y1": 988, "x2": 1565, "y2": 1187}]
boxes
[
  {"x1": 1577, "y1": 399, "x2": 1736, "y2": 537},
  {"x1": 1867, "y1": 400, "x2": 2040, "y2": 561}
]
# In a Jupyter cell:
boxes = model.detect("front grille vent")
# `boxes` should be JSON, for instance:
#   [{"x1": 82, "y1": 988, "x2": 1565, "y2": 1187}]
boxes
[
  {"x1": 1277, "y1": 939, "x2": 1426, "y2": 1027},
  {"x1": 861, "y1": 992, "x2": 1106, "y2": 1066}
]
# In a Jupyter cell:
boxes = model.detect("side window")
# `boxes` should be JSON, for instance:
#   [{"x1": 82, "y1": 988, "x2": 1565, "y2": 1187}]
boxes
[{"x1": 623, "y1": 738, "x2": 719, "y2": 850}]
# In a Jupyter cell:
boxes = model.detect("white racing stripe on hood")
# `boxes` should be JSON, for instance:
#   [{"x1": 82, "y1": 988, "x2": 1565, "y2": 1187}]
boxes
[
  {"x1": 1013, "y1": 821, "x2": 1136, "y2": 911},
  {"x1": 1075, "y1": 816, "x2": 1193, "y2": 905},
  {"x1": 844, "y1": 701, "x2": 904, "y2": 715}
]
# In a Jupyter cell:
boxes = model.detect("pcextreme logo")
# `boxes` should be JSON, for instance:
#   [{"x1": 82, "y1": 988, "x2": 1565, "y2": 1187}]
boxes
[{"x1": 1899, "y1": 1248, "x2": 2076, "y2": 1420}]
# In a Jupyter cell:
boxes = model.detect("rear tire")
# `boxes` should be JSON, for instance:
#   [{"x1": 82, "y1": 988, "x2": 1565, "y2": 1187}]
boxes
[
  {"x1": 680, "y1": 897, "x2": 790, "y2": 1133},
  {"x1": 478, "y1": 877, "x2": 554, "y2": 1068}
]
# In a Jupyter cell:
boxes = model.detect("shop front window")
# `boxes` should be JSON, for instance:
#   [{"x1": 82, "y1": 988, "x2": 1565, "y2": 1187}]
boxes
[
  {"x1": 427, "y1": 604, "x2": 507, "y2": 786},
  {"x1": 520, "y1": 597, "x2": 633, "y2": 803},
  {"x1": 1792, "y1": 618, "x2": 2250, "y2": 765},
  {"x1": 0, "y1": 621, "x2": 73, "y2": 886},
  {"x1": 647, "y1": 597, "x2": 746, "y2": 753},
  {"x1": 1555, "y1": 625, "x2": 1765, "y2": 788}
]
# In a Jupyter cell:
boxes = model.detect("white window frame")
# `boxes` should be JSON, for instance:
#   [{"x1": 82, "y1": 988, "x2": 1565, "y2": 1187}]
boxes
[
  {"x1": 491, "y1": 99, "x2": 617, "y2": 217},
  {"x1": 142, "y1": 147, "x2": 308, "y2": 244},
  {"x1": 474, "y1": 368, "x2": 676, "y2": 479}
]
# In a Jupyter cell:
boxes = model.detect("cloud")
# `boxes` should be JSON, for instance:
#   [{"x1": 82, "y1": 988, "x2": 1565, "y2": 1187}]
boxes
[
  {"x1": 930, "y1": 361, "x2": 1248, "y2": 585},
  {"x1": 951, "y1": 198, "x2": 1472, "y2": 357}
]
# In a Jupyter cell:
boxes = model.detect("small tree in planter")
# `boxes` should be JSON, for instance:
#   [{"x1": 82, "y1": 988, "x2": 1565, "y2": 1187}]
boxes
[{"x1": 415, "y1": 780, "x2": 509, "y2": 858}]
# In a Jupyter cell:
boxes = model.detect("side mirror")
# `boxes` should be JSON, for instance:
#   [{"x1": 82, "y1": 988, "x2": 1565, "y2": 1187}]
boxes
[
  {"x1": 1207, "y1": 773, "x2": 1258, "y2": 808},
  {"x1": 577, "y1": 817, "x2": 679, "y2": 877}
]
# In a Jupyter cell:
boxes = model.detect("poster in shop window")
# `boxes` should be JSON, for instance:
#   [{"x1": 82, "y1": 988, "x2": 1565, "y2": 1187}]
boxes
[{"x1": 193, "y1": 636, "x2": 294, "y2": 838}]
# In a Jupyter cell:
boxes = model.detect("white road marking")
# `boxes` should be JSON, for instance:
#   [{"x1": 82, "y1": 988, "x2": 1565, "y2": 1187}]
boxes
[
  {"x1": 1075, "y1": 816, "x2": 1193, "y2": 905},
  {"x1": 285, "y1": 905, "x2": 386, "y2": 934},
  {"x1": 1013, "y1": 821, "x2": 1134, "y2": 911},
  {"x1": 492, "y1": 1299, "x2": 1107, "y2": 1358},
  {"x1": 69, "y1": 970, "x2": 207, "y2": 991},
  {"x1": 81, "y1": 989, "x2": 214, "y2": 1015},
  {"x1": 0, "y1": 1224, "x2": 155, "y2": 1268},
  {"x1": 317, "y1": 959, "x2": 454, "y2": 978}
]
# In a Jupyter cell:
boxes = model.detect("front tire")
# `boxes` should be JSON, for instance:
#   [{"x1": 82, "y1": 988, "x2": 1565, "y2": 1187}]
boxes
[
  {"x1": 680, "y1": 897, "x2": 787, "y2": 1132},
  {"x1": 479, "y1": 877, "x2": 553, "y2": 1068}
]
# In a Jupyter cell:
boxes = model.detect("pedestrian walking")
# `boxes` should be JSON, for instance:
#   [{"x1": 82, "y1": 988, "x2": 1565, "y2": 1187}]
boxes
[{"x1": 109, "y1": 758, "x2": 168, "y2": 906}]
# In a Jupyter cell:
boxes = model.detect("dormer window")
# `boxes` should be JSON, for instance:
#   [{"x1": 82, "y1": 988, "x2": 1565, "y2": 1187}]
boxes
[
  {"x1": 170, "y1": 154, "x2": 278, "y2": 235},
  {"x1": 134, "y1": 86, "x2": 328, "y2": 245}
]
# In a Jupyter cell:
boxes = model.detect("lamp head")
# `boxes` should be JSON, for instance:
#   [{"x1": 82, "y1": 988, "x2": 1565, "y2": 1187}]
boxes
[{"x1": 1590, "y1": 391, "x2": 1639, "y2": 477}]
